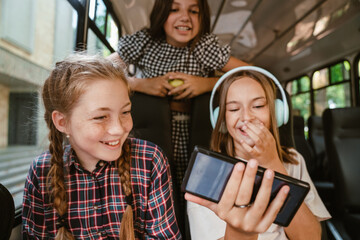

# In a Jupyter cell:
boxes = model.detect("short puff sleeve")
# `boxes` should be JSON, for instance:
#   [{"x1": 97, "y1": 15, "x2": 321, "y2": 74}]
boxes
[
  {"x1": 117, "y1": 29, "x2": 152, "y2": 64},
  {"x1": 193, "y1": 33, "x2": 231, "y2": 71}
]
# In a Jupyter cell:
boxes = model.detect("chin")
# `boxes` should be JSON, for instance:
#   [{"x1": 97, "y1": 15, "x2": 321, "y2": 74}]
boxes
[{"x1": 100, "y1": 150, "x2": 122, "y2": 162}]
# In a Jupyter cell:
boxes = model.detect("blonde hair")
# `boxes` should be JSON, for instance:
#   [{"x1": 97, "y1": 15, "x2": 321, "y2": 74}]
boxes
[
  {"x1": 210, "y1": 70, "x2": 297, "y2": 164},
  {"x1": 42, "y1": 53, "x2": 135, "y2": 239}
]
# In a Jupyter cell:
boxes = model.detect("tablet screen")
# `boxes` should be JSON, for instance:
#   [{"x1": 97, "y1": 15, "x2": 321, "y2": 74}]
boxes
[{"x1": 185, "y1": 152, "x2": 234, "y2": 202}]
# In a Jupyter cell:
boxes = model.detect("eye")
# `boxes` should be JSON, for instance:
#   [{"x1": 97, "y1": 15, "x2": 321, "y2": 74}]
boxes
[
  {"x1": 227, "y1": 107, "x2": 239, "y2": 112},
  {"x1": 190, "y1": 9, "x2": 199, "y2": 14},
  {"x1": 122, "y1": 110, "x2": 131, "y2": 115},
  {"x1": 253, "y1": 105, "x2": 265, "y2": 109},
  {"x1": 93, "y1": 115, "x2": 107, "y2": 120},
  {"x1": 170, "y1": 8, "x2": 179, "y2": 12}
]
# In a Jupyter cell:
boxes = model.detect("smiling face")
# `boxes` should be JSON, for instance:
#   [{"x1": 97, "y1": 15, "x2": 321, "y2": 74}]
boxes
[
  {"x1": 65, "y1": 78, "x2": 133, "y2": 171},
  {"x1": 164, "y1": 0, "x2": 200, "y2": 47},
  {"x1": 225, "y1": 77, "x2": 271, "y2": 148}
]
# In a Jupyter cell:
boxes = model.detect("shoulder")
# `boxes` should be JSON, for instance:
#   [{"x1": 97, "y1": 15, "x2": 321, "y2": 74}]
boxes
[
  {"x1": 193, "y1": 33, "x2": 231, "y2": 69},
  {"x1": 195, "y1": 33, "x2": 228, "y2": 49},
  {"x1": 199, "y1": 33, "x2": 220, "y2": 44},
  {"x1": 129, "y1": 138, "x2": 167, "y2": 164},
  {"x1": 29, "y1": 146, "x2": 72, "y2": 179},
  {"x1": 30, "y1": 150, "x2": 52, "y2": 175},
  {"x1": 119, "y1": 29, "x2": 152, "y2": 44},
  {"x1": 129, "y1": 138, "x2": 170, "y2": 180},
  {"x1": 283, "y1": 148, "x2": 307, "y2": 178}
]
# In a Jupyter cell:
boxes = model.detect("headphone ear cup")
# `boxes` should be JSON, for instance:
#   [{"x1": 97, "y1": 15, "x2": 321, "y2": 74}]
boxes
[
  {"x1": 275, "y1": 99, "x2": 284, "y2": 127},
  {"x1": 213, "y1": 106, "x2": 220, "y2": 128}
]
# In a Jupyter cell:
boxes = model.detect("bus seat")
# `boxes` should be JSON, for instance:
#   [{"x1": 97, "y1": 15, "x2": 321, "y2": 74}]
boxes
[
  {"x1": 306, "y1": 115, "x2": 335, "y2": 211},
  {"x1": 129, "y1": 92, "x2": 185, "y2": 234},
  {"x1": 0, "y1": 183, "x2": 15, "y2": 240},
  {"x1": 308, "y1": 116, "x2": 330, "y2": 181},
  {"x1": 323, "y1": 107, "x2": 360, "y2": 240},
  {"x1": 293, "y1": 115, "x2": 317, "y2": 176},
  {"x1": 279, "y1": 89, "x2": 295, "y2": 149},
  {"x1": 130, "y1": 92, "x2": 173, "y2": 161},
  {"x1": 188, "y1": 92, "x2": 213, "y2": 153}
]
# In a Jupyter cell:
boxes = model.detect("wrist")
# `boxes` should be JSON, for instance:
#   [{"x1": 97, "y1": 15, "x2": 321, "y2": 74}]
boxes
[
  {"x1": 128, "y1": 77, "x2": 144, "y2": 92},
  {"x1": 224, "y1": 225, "x2": 258, "y2": 240}
]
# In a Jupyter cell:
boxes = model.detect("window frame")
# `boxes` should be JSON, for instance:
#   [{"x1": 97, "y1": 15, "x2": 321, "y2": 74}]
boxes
[{"x1": 67, "y1": 0, "x2": 121, "y2": 53}]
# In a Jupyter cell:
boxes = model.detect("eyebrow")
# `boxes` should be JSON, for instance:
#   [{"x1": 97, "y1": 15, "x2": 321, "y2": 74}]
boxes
[
  {"x1": 226, "y1": 96, "x2": 266, "y2": 105},
  {"x1": 172, "y1": 1, "x2": 199, "y2": 7},
  {"x1": 91, "y1": 102, "x2": 131, "y2": 112}
]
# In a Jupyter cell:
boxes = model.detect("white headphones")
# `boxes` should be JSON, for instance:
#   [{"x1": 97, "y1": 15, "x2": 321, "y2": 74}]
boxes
[{"x1": 209, "y1": 66, "x2": 289, "y2": 129}]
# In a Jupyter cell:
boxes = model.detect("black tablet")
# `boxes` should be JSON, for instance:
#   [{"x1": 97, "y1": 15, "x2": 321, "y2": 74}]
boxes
[{"x1": 181, "y1": 146, "x2": 310, "y2": 227}]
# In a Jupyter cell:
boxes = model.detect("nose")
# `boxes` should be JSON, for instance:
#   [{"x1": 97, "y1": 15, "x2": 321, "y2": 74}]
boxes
[
  {"x1": 179, "y1": 9, "x2": 190, "y2": 21},
  {"x1": 241, "y1": 108, "x2": 255, "y2": 122},
  {"x1": 108, "y1": 117, "x2": 126, "y2": 135}
]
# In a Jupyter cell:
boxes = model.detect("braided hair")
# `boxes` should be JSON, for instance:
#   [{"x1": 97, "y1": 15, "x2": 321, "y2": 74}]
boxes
[{"x1": 42, "y1": 53, "x2": 135, "y2": 239}]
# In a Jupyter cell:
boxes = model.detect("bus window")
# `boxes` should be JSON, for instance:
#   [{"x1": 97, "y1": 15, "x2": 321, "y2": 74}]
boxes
[
  {"x1": 53, "y1": 0, "x2": 78, "y2": 63},
  {"x1": 312, "y1": 61, "x2": 351, "y2": 116},
  {"x1": 286, "y1": 76, "x2": 311, "y2": 122}
]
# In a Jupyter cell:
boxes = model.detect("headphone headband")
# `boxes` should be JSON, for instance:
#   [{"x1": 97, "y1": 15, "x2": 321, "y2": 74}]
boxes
[{"x1": 209, "y1": 66, "x2": 289, "y2": 128}]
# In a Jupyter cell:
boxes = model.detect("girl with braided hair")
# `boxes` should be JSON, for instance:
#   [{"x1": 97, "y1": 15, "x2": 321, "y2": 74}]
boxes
[{"x1": 22, "y1": 54, "x2": 181, "y2": 239}]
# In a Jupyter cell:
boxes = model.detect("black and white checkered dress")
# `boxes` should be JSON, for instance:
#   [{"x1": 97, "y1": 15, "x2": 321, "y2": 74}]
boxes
[{"x1": 117, "y1": 29, "x2": 231, "y2": 193}]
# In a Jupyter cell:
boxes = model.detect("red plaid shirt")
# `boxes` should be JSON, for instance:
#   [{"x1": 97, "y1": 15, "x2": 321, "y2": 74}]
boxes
[{"x1": 22, "y1": 138, "x2": 181, "y2": 239}]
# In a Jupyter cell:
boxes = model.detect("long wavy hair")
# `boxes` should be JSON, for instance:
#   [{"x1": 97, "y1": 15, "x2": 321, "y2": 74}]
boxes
[
  {"x1": 210, "y1": 70, "x2": 297, "y2": 164},
  {"x1": 149, "y1": 0, "x2": 211, "y2": 48},
  {"x1": 42, "y1": 53, "x2": 135, "y2": 239}
]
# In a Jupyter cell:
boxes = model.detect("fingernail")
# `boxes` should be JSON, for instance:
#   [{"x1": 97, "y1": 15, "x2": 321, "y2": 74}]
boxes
[
  {"x1": 265, "y1": 170, "x2": 274, "y2": 179},
  {"x1": 236, "y1": 163, "x2": 245, "y2": 171},
  {"x1": 249, "y1": 160, "x2": 257, "y2": 168},
  {"x1": 283, "y1": 186, "x2": 290, "y2": 194}
]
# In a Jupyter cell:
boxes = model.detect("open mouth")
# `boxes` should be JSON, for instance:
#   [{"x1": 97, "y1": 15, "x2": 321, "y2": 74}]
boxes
[
  {"x1": 175, "y1": 26, "x2": 191, "y2": 31},
  {"x1": 238, "y1": 125, "x2": 248, "y2": 136},
  {"x1": 101, "y1": 140, "x2": 120, "y2": 146}
]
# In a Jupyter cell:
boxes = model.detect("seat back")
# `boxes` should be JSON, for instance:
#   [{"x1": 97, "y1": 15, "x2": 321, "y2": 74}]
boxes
[
  {"x1": 0, "y1": 183, "x2": 15, "y2": 240},
  {"x1": 278, "y1": 89, "x2": 295, "y2": 148},
  {"x1": 188, "y1": 92, "x2": 213, "y2": 153},
  {"x1": 293, "y1": 115, "x2": 316, "y2": 176},
  {"x1": 308, "y1": 115, "x2": 329, "y2": 180},
  {"x1": 130, "y1": 92, "x2": 173, "y2": 161},
  {"x1": 322, "y1": 107, "x2": 360, "y2": 211}
]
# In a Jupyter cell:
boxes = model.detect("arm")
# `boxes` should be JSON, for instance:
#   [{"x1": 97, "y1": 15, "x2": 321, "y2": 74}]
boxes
[
  {"x1": 22, "y1": 163, "x2": 46, "y2": 239},
  {"x1": 285, "y1": 203, "x2": 321, "y2": 240},
  {"x1": 185, "y1": 160, "x2": 289, "y2": 240},
  {"x1": 108, "y1": 52, "x2": 173, "y2": 97},
  {"x1": 144, "y1": 149, "x2": 181, "y2": 239},
  {"x1": 222, "y1": 56, "x2": 250, "y2": 72}
]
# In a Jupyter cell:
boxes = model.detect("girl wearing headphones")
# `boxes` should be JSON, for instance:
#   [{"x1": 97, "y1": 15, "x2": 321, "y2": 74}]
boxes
[{"x1": 186, "y1": 68, "x2": 331, "y2": 239}]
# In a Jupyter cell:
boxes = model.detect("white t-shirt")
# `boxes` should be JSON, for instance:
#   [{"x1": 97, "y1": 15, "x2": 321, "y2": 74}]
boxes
[{"x1": 187, "y1": 149, "x2": 331, "y2": 240}]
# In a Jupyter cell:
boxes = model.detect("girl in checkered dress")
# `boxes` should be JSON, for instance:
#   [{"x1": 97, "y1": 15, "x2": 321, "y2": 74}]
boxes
[{"x1": 109, "y1": 0, "x2": 248, "y2": 217}]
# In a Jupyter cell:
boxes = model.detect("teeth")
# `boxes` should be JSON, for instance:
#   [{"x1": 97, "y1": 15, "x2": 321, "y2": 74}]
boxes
[
  {"x1": 176, "y1": 26, "x2": 190, "y2": 30},
  {"x1": 106, "y1": 140, "x2": 119, "y2": 146}
]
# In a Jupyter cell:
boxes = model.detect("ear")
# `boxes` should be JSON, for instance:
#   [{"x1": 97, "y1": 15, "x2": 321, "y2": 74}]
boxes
[{"x1": 52, "y1": 110, "x2": 68, "y2": 134}]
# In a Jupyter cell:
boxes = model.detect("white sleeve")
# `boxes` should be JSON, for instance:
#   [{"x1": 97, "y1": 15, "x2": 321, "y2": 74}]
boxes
[
  {"x1": 285, "y1": 149, "x2": 332, "y2": 221},
  {"x1": 187, "y1": 201, "x2": 226, "y2": 240}
]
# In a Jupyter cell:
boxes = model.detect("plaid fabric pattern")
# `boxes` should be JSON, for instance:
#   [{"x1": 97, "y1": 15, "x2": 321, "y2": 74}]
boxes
[
  {"x1": 171, "y1": 112, "x2": 190, "y2": 190},
  {"x1": 171, "y1": 112, "x2": 190, "y2": 212},
  {"x1": 22, "y1": 138, "x2": 181, "y2": 240},
  {"x1": 117, "y1": 29, "x2": 231, "y2": 78}
]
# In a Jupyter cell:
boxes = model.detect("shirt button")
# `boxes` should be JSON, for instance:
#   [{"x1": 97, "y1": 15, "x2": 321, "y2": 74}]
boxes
[
  {"x1": 94, "y1": 205, "x2": 98, "y2": 210},
  {"x1": 98, "y1": 161, "x2": 104, "y2": 167}
]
